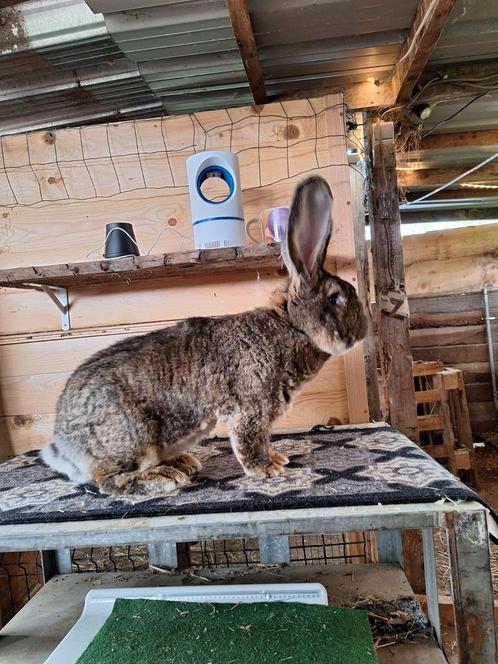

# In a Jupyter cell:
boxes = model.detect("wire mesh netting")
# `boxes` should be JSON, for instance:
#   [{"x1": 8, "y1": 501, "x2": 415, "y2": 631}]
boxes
[
  {"x1": 0, "y1": 100, "x2": 363, "y2": 212},
  {"x1": 0, "y1": 535, "x2": 371, "y2": 626},
  {"x1": 0, "y1": 551, "x2": 44, "y2": 625},
  {"x1": 70, "y1": 534, "x2": 370, "y2": 573}
]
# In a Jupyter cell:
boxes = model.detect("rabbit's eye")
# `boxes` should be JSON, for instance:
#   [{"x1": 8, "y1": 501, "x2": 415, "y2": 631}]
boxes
[{"x1": 328, "y1": 293, "x2": 339, "y2": 306}]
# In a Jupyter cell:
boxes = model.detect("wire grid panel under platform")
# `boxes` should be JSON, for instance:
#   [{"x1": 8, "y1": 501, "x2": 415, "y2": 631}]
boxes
[
  {"x1": 70, "y1": 533, "x2": 373, "y2": 572},
  {"x1": 0, "y1": 551, "x2": 44, "y2": 626}
]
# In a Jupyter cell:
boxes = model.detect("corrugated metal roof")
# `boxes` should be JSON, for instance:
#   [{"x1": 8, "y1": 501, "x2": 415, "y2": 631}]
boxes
[
  {"x1": 0, "y1": 0, "x2": 497, "y2": 137},
  {"x1": 93, "y1": 0, "x2": 252, "y2": 114},
  {"x1": 430, "y1": 0, "x2": 498, "y2": 66},
  {"x1": 422, "y1": 90, "x2": 498, "y2": 135}
]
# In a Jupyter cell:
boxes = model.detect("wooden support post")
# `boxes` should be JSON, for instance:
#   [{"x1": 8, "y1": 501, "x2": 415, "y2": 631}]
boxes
[
  {"x1": 367, "y1": 118, "x2": 423, "y2": 592},
  {"x1": 148, "y1": 542, "x2": 178, "y2": 569},
  {"x1": 259, "y1": 536, "x2": 290, "y2": 565},
  {"x1": 325, "y1": 96, "x2": 370, "y2": 425},
  {"x1": 375, "y1": 530, "x2": 404, "y2": 567},
  {"x1": 349, "y1": 114, "x2": 381, "y2": 421},
  {"x1": 422, "y1": 528, "x2": 441, "y2": 645},
  {"x1": 446, "y1": 510, "x2": 497, "y2": 663},
  {"x1": 447, "y1": 370, "x2": 479, "y2": 488},
  {"x1": 367, "y1": 118, "x2": 419, "y2": 441},
  {"x1": 433, "y1": 372, "x2": 457, "y2": 475},
  {"x1": 53, "y1": 549, "x2": 72, "y2": 575}
]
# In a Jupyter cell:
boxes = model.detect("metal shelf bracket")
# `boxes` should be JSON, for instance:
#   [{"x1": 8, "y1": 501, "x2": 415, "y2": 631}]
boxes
[{"x1": 39, "y1": 286, "x2": 70, "y2": 331}]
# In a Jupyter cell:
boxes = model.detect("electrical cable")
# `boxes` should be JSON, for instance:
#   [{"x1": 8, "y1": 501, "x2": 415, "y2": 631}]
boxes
[
  {"x1": 421, "y1": 91, "x2": 489, "y2": 137},
  {"x1": 405, "y1": 150, "x2": 498, "y2": 205}
]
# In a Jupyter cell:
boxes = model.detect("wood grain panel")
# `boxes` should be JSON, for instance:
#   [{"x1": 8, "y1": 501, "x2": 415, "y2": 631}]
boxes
[
  {"x1": 410, "y1": 325, "x2": 487, "y2": 347},
  {"x1": 411, "y1": 344, "x2": 489, "y2": 364},
  {"x1": 0, "y1": 94, "x2": 365, "y2": 457}
]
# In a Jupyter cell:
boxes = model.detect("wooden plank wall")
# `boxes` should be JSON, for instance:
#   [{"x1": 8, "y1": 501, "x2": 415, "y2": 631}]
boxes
[
  {"x1": 410, "y1": 292, "x2": 497, "y2": 434},
  {"x1": 0, "y1": 94, "x2": 366, "y2": 460},
  {"x1": 402, "y1": 223, "x2": 498, "y2": 296}
]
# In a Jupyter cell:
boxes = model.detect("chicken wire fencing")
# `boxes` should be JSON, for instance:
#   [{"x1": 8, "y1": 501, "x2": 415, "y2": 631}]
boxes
[
  {"x1": 69, "y1": 534, "x2": 372, "y2": 573},
  {"x1": 0, "y1": 535, "x2": 372, "y2": 626},
  {"x1": 0, "y1": 551, "x2": 44, "y2": 625}
]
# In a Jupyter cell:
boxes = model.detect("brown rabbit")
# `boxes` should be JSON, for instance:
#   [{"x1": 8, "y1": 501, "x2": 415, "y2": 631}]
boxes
[{"x1": 40, "y1": 175, "x2": 367, "y2": 497}]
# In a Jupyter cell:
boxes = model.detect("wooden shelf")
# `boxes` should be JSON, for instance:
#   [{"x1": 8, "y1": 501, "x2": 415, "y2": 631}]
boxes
[
  {"x1": 0, "y1": 565, "x2": 446, "y2": 664},
  {"x1": 0, "y1": 243, "x2": 282, "y2": 290}
]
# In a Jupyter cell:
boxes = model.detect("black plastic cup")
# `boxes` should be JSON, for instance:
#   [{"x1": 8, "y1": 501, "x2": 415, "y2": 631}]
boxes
[{"x1": 104, "y1": 223, "x2": 139, "y2": 259}]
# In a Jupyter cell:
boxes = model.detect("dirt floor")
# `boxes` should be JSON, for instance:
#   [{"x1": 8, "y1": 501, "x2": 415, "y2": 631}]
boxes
[{"x1": 435, "y1": 434, "x2": 498, "y2": 599}]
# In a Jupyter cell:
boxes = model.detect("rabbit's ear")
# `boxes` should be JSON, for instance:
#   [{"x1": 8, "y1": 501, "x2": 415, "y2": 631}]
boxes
[{"x1": 283, "y1": 176, "x2": 333, "y2": 289}]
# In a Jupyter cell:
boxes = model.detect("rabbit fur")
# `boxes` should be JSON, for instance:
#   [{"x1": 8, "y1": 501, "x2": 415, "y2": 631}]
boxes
[{"x1": 40, "y1": 175, "x2": 367, "y2": 497}]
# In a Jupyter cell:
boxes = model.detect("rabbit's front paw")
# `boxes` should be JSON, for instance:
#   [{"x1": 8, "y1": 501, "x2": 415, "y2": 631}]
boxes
[
  {"x1": 269, "y1": 448, "x2": 289, "y2": 467},
  {"x1": 244, "y1": 458, "x2": 287, "y2": 479}
]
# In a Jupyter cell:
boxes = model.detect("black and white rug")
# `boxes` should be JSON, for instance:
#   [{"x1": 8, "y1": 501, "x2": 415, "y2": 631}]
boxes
[{"x1": 0, "y1": 426, "x2": 488, "y2": 525}]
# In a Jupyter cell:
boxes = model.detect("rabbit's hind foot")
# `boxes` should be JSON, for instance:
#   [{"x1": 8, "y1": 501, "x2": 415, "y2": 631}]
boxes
[
  {"x1": 167, "y1": 452, "x2": 202, "y2": 476},
  {"x1": 95, "y1": 463, "x2": 192, "y2": 498}
]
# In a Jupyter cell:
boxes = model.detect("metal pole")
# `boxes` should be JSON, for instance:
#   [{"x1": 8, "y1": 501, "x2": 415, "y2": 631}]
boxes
[{"x1": 483, "y1": 287, "x2": 498, "y2": 412}]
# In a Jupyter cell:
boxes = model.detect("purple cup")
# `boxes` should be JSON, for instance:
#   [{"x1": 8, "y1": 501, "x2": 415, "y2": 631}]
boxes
[{"x1": 267, "y1": 206, "x2": 289, "y2": 242}]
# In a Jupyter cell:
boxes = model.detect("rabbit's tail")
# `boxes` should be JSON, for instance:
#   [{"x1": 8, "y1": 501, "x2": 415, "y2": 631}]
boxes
[{"x1": 40, "y1": 440, "x2": 90, "y2": 485}]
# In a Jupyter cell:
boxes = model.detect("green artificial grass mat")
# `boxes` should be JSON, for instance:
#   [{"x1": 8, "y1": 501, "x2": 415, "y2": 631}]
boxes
[{"x1": 76, "y1": 598, "x2": 376, "y2": 664}]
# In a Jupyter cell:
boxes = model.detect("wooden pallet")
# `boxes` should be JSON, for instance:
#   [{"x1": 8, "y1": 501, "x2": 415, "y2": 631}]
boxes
[{"x1": 413, "y1": 362, "x2": 479, "y2": 487}]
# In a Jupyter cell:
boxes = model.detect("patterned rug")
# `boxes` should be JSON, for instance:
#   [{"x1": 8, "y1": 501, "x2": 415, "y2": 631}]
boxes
[{"x1": 0, "y1": 425, "x2": 489, "y2": 525}]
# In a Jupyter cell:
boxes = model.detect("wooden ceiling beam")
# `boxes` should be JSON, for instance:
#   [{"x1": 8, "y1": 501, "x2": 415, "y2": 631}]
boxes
[
  {"x1": 399, "y1": 207, "x2": 498, "y2": 223},
  {"x1": 417, "y1": 129, "x2": 498, "y2": 151},
  {"x1": 398, "y1": 164, "x2": 498, "y2": 189},
  {"x1": 405, "y1": 188, "x2": 498, "y2": 200},
  {"x1": 279, "y1": 79, "x2": 396, "y2": 110},
  {"x1": 392, "y1": 0, "x2": 457, "y2": 103},
  {"x1": 225, "y1": 0, "x2": 267, "y2": 104}
]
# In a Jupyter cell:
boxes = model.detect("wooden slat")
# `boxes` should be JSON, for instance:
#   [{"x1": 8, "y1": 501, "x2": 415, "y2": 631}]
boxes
[
  {"x1": 409, "y1": 292, "x2": 484, "y2": 314},
  {"x1": 468, "y1": 401, "x2": 498, "y2": 421},
  {"x1": 418, "y1": 129, "x2": 498, "y2": 152},
  {"x1": 403, "y1": 224, "x2": 498, "y2": 269},
  {"x1": 405, "y1": 187, "x2": 498, "y2": 201},
  {"x1": 418, "y1": 415, "x2": 444, "y2": 431},
  {"x1": 398, "y1": 164, "x2": 498, "y2": 188},
  {"x1": 392, "y1": 0, "x2": 457, "y2": 102},
  {"x1": 423, "y1": 444, "x2": 449, "y2": 459},
  {"x1": 410, "y1": 325, "x2": 487, "y2": 347},
  {"x1": 225, "y1": 0, "x2": 267, "y2": 104},
  {"x1": 455, "y1": 449, "x2": 472, "y2": 470},
  {"x1": 416, "y1": 389, "x2": 440, "y2": 404},
  {"x1": 464, "y1": 383, "x2": 494, "y2": 402},
  {"x1": 413, "y1": 361, "x2": 444, "y2": 377},
  {"x1": 411, "y1": 344, "x2": 489, "y2": 364},
  {"x1": 417, "y1": 594, "x2": 498, "y2": 626},
  {"x1": 406, "y1": 255, "x2": 498, "y2": 296},
  {"x1": 0, "y1": 269, "x2": 288, "y2": 336},
  {"x1": 434, "y1": 372, "x2": 457, "y2": 474},
  {"x1": 400, "y1": 207, "x2": 498, "y2": 224},
  {"x1": 410, "y1": 309, "x2": 484, "y2": 329},
  {"x1": 0, "y1": 245, "x2": 282, "y2": 290}
]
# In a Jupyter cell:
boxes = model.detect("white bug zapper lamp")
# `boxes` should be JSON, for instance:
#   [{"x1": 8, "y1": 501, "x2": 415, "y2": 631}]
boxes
[{"x1": 186, "y1": 151, "x2": 246, "y2": 250}]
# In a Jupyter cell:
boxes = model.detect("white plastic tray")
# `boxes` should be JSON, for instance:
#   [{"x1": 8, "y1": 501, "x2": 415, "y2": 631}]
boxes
[{"x1": 44, "y1": 582, "x2": 328, "y2": 664}]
